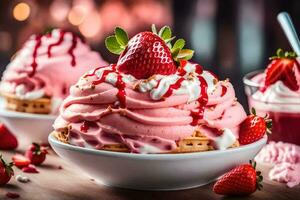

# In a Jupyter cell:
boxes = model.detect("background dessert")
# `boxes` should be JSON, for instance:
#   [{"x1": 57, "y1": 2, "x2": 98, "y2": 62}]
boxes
[
  {"x1": 53, "y1": 26, "x2": 248, "y2": 154},
  {"x1": 0, "y1": 29, "x2": 106, "y2": 114},
  {"x1": 244, "y1": 49, "x2": 300, "y2": 145}
]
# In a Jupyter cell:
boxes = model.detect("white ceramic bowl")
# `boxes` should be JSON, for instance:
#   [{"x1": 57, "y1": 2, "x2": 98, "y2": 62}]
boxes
[
  {"x1": 0, "y1": 98, "x2": 57, "y2": 148},
  {"x1": 49, "y1": 132, "x2": 267, "y2": 191}
]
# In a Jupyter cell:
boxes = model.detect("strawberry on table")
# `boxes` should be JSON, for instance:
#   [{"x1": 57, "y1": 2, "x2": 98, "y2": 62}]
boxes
[
  {"x1": 25, "y1": 143, "x2": 48, "y2": 165},
  {"x1": 239, "y1": 108, "x2": 272, "y2": 145},
  {"x1": 0, "y1": 123, "x2": 18, "y2": 150},
  {"x1": 264, "y1": 48, "x2": 300, "y2": 91},
  {"x1": 105, "y1": 25, "x2": 194, "y2": 79},
  {"x1": 213, "y1": 160, "x2": 263, "y2": 196},
  {"x1": 12, "y1": 154, "x2": 30, "y2": 168},
  {"x1": 0, "y1": 154, "x2": 14, "y2": 186}
]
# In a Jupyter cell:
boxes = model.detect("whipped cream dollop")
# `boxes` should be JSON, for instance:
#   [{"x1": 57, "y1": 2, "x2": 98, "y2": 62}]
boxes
[
  {"x1": 54, "y1": 61, "x2": 246, "y2": 153},
  {"x1": 255, "y1": 142, "x2": 300, "y2": 187},
  {"x1": 0, "y1": 29, "x2": 105, "y2": 102}
]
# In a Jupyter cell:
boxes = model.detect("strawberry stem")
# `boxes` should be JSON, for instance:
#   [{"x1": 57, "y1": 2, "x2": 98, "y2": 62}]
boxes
[
  {"x1": 270, "y1": 48, "x2": 297, "y2": 60},
  {"x1": 0, "y1": 154, "x2": 14, "y2": 177}
]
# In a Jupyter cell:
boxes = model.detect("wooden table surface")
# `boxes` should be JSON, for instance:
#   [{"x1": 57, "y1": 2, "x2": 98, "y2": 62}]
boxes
[{"x1": 0, "y1": 149, "x2": 299, "y2": 200}]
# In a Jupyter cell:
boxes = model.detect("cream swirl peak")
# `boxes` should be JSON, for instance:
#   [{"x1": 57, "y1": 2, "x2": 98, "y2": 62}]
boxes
[
  {"x1": 0, "y1": 29, "x2": 105, "y2": 100},
  {"x1": 53, "y1": 25, "x2": 247, "y2": 153}
]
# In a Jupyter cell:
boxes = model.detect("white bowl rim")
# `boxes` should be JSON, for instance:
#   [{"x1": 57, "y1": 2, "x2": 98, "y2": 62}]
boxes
[
  {"x1": 0, "y1": 101, "x2": 57, "y2": 120},
  {"x1": 49, "y1": 132, "x2": 267, "y2": 160}
]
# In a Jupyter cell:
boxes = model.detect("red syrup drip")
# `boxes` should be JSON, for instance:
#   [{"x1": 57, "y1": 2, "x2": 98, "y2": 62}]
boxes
[
  {"x1": 178, "y1": 60, "x2": 188, "y2": 76},
  {"x1": 190, "y1": 76, "x2": 208, "y2": 126},
  {"x1": 47, "y1": 30, "x2": 65, "y2": 57},
  {"x1": 68, "y1": 32, "x2": 77, "y2": 66},
  {"x1": 194, "y1": 64, "x2": 203, "y2": 74},
  {"x1": 116, "y1": 74, "x2": 126, "y2": 108},
  {"x1": 163, "y1": 77, "x2": 185, "y2": 98},
  {"x1": 221, "y1": 85, "x2": 227, "y2": 97},
  {"x1": 29, "y1": 35, "x2": 42, "y2": 77},
  {"x1": 80, "y1": 121, "x2": 90, "y2": 133},
  {"x1": 84, "y1": 65, "x2": 127, "y2": 108}
]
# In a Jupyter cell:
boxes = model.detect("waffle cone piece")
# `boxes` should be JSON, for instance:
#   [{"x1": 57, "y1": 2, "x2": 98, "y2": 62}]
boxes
[
  {"x1": 1, "y1": 92, "x2": 51, "y2": 114},
  {"x1": 53, "y1": 128, "x2": 239, "y2": 153}
]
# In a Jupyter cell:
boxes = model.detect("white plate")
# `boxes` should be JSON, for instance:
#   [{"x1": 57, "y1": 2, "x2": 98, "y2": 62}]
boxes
[
  {"x1": 49, "y1": 133, "x2": 267, "y2": 191},
  {"x1": 0, "y1": 98, "x2": 57, "y2": 148}
]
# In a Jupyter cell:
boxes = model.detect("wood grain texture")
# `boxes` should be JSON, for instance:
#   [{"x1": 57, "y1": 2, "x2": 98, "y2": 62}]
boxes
[{"x1": 0, "y1": 150, "x2": 299, "y2": 200}]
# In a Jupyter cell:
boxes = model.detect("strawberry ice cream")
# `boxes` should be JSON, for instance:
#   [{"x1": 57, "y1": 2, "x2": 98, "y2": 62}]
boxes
[
  {"x1": 255, "y1": 141, "x2": 300, "y2": 187},
  {"x1": 0, "y1": 29, "x2": 105, "y2": 104},
  {"x1": 53, "y1": 61, "x2": 246, "y2": 153},
  {"x1": 53, "y1": 26, "x2": 247, "y2": 153}
]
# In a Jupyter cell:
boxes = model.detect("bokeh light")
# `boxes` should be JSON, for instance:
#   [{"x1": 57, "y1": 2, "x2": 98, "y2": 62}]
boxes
[
  {"x1": 50, "y1": 0, "x2": 70, "y2": 22},
  {"x1": 68, "y1": 5, "x2": 87, "y2": 26},
  {"x1": 13, "y1": 2, "x2": 31, "y2": 21},
  {"x1": 79, "y1": 11, "x2": 102, "y2": 38}
]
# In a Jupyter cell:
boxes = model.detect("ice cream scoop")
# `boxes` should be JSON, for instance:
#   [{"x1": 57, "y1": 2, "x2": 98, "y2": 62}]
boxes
[{"x1": 0, "y1": 29, "x2": 105, "y2": 102}]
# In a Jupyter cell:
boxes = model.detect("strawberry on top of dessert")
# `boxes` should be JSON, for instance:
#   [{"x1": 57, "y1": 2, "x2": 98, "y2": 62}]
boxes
[{"x1": 53, "y1": 25, "x2": 248, "y2": 153}]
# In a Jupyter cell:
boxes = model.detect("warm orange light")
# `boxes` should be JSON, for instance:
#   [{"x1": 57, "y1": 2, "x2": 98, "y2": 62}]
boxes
[
  {"x1": 13, "y1": 3, "x2": 30, "y2": 21},
  {"x1": 79, "y1": 11, "x2": 101, "y2": 38},
  {"x1": 68, "y1": 5, "x2": 86, "y2": 26}
]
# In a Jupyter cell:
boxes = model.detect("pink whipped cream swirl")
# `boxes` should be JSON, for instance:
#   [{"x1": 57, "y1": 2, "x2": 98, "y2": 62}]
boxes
[
  {"x1": 0, "y1": 29, "x2": 105, "y2": 100},
  {"x1": 53, "y1": 61, "x2": 246, "y2": 153},
  {"x1": 255, "y1": 141, "x2": 300, "y2": 187}
]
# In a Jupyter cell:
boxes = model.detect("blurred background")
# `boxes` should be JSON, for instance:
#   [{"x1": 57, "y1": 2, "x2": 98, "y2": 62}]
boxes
[{"x1": 0, "y1": 0, "x2": 299, "y2": 107}]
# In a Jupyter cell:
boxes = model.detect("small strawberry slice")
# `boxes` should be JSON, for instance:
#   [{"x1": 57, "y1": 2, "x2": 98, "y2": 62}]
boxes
[
  {"x1": 12, "y1": 154, "x2": 30, "y2": 168},
  {"x1": 25, "y1": 143, "x2": 48, "y2": 165},
  {"x1": 264, "y1": 49, "x2": 300, "y2": 91},
  {"x1": 105, "y1": 25, "x2": 194, "y2": 79},
  {"x1": 213, "y1": 160, "x2": 263, "y2": 196},
  {"x1": 0, "y1": 155, "x2": 14, "y2": 186},
  {"x1": 238, "y1": 108, "x2": 272, "y2": 145},
  {"x1": 22, "y1": 164, "x2": 39, "y2": 173},
  {"x1": 0, "y1": 123, "x2": 18, "y2": 150}
]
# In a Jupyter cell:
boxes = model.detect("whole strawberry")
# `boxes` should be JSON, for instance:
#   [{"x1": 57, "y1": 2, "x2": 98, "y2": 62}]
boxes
[
  {"x1": 105, "y1": 25, "x2": 194, "y2": 79},
  {"x1": 0, "y1": 155, "x2": 14, "y2": 186},
  {"x1": 213, "y1": 160, "x2": 263, "y2": 196},
  {"x1": 25, "y1": 143, "x2": 48, "y2": 165},
  {"x1": 264, "y1": 49, "x2": 300, "y2": 91},
  {"x1": 0, "y1": 123, "x2": 18, "y2": 150},
  {"x1": 239, "y1": 108, "x2": 272, "y2": 145}
]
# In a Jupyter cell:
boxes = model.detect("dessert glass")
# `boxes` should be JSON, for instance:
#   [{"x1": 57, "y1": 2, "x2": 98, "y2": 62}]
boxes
[{"x1": 243, "y1": 70, "x2": 300, "y2": 145}]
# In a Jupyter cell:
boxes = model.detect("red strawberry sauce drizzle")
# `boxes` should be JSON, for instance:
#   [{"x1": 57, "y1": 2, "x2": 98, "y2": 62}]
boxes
[
  {"x1": 29, "y1": 35, "x2": 42, "y2": 77},
  {"x1": 190, "y1": 76, "x2": 208, "y2": 126},
  {"x1": 29, "y1": 31, "x2": 80, "y2": 77},
  {"x1": 221, "y1": 85, "x2": 227, "y2": 97},
  {"x1": 85, "y1": 64, "x2": 127, "y2": 108},
  {"x1": 163, "y1": 77, "x2": 185, "y2": 98},
  {"x1": 68, "y1": 32, "x2": 78, "y2": 66},
  {"x1": 47, "y1": 31, "x2": 66, "y2": 57},
  {"x1": 80, "y1": 121, "x2": 90, "y2": 133},
  {"x1": 84, "y1": 62, "x2": 211, "y2": 127}
]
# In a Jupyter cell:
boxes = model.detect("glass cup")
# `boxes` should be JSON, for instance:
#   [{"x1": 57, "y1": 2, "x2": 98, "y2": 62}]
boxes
[{"x1": 243, "y1": 70, "x2": 300, "y2": 145}]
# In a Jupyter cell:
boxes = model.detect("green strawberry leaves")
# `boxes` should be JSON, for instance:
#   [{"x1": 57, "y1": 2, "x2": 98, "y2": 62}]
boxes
[
  {"x1": 115, "y1": 27, "x2": 128, "y2": 46},
  {"x1": 270, "y1": 48, "x2": 297, "y2": 60},
  {"x1": 0, "y1": 154, "x2": 14, "y2": 177},
  {"x1": 151, "y1": 24, "x2": 194, "y2": 62},
  {"x1": 105, "y1": 24, "x2": 194, "y2": 61},
  {"x1": 158, "y1": 26, "x2": 172, "y2": 40},
  {"x1": 105, "y1": 27, "x2": 128, "y2": 55}
]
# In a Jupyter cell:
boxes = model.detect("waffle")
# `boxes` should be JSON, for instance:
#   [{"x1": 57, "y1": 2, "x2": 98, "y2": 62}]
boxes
[
  {"x1": 53, "y1": 128, "x2": 239, "y2": 153},
  {"x1": 1, "y1": 92, "x2": 51, "y2": 114}
]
